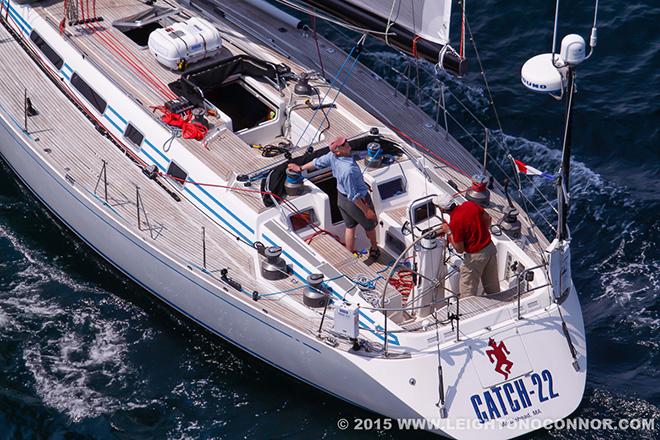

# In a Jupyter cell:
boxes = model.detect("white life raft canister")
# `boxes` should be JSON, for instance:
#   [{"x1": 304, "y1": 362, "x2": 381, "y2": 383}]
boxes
[{"x1": 148, "y1": 17, "x2": 222, "y2": 70}]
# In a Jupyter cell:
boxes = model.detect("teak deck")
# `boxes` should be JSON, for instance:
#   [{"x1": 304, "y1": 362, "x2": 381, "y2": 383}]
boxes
[{"x1": 0, "y1": 0, "x2": 549, "y2": 345}]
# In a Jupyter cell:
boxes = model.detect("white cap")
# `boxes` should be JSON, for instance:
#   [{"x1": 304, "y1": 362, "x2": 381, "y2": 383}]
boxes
[{"x1": 435, "y1": 193, "x2": 455, "y2": 211}]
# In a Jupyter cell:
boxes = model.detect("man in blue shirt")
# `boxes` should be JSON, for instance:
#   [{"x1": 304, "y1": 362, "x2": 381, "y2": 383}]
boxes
[{"x1": 288, "y1": 136, "x2": 379, "y2": 258}]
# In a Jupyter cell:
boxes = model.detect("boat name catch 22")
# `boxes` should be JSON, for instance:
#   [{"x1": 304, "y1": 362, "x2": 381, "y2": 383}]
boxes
[{"x1": 470, "y1": 369, "x2": 559, "y2": 423}]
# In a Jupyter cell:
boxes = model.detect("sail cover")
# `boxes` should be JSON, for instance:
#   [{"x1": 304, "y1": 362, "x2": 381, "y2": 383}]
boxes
[{"x1": 346, "y1": 0, "x2": 452, "y2": 45}]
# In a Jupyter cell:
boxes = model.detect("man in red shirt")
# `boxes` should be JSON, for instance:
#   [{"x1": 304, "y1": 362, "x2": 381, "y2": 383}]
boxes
[{"x1": 437, "y1": 195, "x2": 499, "y2": 297}]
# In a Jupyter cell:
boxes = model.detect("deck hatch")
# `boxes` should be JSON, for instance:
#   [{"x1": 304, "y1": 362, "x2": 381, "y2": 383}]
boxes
[
  {"x1": 169, "y1": 55, "x2": 291, "y2": 107},
  {"x1": 203, "y1": 80, "x2": 275, "y2": 132},
  {"x1": 71, "y1": 73, "x2": 107, "y2": 114},
  {"x1": 122, "y1": 22, "x2": 162, "y2": 47},
  {"x1": 113, "y1": 6, "x2": 176, "y2": 46}
]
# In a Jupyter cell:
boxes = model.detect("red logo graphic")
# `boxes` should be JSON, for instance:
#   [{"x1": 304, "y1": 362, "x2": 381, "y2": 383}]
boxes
[{"x1": 486, "y1": 338, "x2": 514, "y2": 380}]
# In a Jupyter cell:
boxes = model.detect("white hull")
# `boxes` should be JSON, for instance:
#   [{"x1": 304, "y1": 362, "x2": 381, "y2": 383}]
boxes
[{"x1": 0, "y1": 110, "x2": 587, "y2": 438}]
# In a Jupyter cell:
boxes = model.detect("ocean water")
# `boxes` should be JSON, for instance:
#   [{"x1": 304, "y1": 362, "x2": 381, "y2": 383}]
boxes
[{"x1": 0, "y1": 1, "x2": 658, "y2": 439}]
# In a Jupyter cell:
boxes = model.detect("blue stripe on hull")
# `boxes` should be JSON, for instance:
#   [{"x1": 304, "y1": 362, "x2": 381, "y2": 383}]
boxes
[{"x1": 0, "y1": 116, "x2": 378, "y2": 415}]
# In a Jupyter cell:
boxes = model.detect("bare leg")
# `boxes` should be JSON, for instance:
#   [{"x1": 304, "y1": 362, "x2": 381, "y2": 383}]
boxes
[
  {"x1": 345, "y1": 227, "x2": 357, "y2": 253},
  {"x1": 365, "y1": 226, "x2": 378, "y2": 249}
]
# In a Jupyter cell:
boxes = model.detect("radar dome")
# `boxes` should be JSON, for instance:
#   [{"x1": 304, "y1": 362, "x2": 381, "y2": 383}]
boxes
[{"x1": 521, "y1": 53, "x2": 564, "y2": 93}]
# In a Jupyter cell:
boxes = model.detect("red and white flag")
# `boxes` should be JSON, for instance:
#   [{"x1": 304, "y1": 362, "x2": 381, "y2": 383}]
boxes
[{"x1": 513, "y1": 158, "x2": 555, "y2": 181}]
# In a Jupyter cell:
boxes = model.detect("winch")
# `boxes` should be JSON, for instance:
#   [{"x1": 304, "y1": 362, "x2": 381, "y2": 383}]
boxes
[
  {"x1": 364, "y1": 141, "x2": 383, "y2": 168},
  {"x1": 465, "y1": 174, "x2": 491, "y2": 207},
  {"x1": 293, "y1": 72, "x2": 316, "y2": 97},
  {"x1": 284, "y1": 169, "x2": 304, "y2": 196},
  {"x1": 303, "y1": 273, "x2": 329, "y2": 308},
  {"x1": 501, "y1": 207, "x2": 522, "y2": 239},
  {"x1": 261, "y1": 246, "x2": 289, "y2": 280}
]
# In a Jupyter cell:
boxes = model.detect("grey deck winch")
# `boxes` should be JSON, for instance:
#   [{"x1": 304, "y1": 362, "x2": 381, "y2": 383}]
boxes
[
  {"x1": 261, "y1": 246, "x2": 289, "y2": 280},
  {"x1": 303, "y1": 273, "x2": 329, "y2": 308}
]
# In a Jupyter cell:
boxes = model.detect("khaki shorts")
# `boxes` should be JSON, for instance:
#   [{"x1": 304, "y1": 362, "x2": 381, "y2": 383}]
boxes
[{"x1": 459, "y1": 242, "x2": 499, "y2": 297}]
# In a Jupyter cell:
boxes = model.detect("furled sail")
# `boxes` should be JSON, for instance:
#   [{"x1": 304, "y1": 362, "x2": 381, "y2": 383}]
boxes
[
  {"x1": 296, "y1": 0, "x2": 466, "y2": 76},
  {"x1": 346, "y1": 0, "x2": 452, "y2": 46}
]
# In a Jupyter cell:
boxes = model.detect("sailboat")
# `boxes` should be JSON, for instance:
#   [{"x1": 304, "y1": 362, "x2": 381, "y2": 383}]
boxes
[{"x1": 0, "y1": 0, "x2": 597, "y2": 437}]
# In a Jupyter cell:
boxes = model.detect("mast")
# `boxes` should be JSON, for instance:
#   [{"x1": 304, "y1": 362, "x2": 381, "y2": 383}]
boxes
[{"x1": 521, "y1": 0, "x2": 599, "y2": 242}]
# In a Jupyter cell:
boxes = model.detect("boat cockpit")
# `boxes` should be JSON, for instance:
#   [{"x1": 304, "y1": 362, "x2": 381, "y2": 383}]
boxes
[{"x1": 24, "y1": 0, "x2": 549, "y2": 330}]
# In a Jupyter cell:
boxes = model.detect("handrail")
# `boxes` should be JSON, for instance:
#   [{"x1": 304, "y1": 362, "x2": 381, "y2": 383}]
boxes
[{"x1": 381, "y1": 292, "x2": 461, "y2": 355}]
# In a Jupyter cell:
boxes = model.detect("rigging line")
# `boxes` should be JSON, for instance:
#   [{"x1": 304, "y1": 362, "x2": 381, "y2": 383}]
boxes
[
  {"x1": 460, "y1": 0, "x2": 466, "y2": 59},
  {"x1": 85, "y1": 21, "x2": 174, "y2": 100},
  {"x1": 384, "y1": 0, "x2": 399, "y2": 47},
  {"x1": 434, "y1": 77, "x2": 560, "y2": 220},
  {"x1": 508, "y1": 158, "x2": 556, "y2": 247},
  {"x1": 409, "y1": 0, "x2": 422, "y2": 106},
  {"x1": 387, "y1": 125, "x2": 468, "y2": 177},
  {"x1": 427, "y1": 116, "x2": 553, "y2": 231},
  {"x1": 310, "y1": 12, "x2": 325, "y2": 78},
  {"x1": 292, "y1": 41, "x2": 357, "y2": 148},
  {"x1": 551, "y1": 0, "x2": 560, "y2": 55},
  {"x1": 320, "y1": 14, "x2": 554, "y2": 245},
  {"x1": 85, "y1": 17, "x2": 176, "y2": 100},
  {"x1": 521, "y1": 173, "x2": 559, "y2": 215},
  {"x1": 304, "y1": 34, "x2": 366, "y2": 149},
  {"x1": 507, "y1": 154, "x2": 555, "y2": 253},
  {"x1": 293, "y1": 34, "x2": 364, "y2": 150},
  {"x1": 258, "y1": 274, "x2": 348, "y2": 298},
  {"x1": 158, "y1": 170, "x2": 318, "y2": 230},
  {"x1": 432, "y1": 306, "x2": 445, "y2": 413},
  {"x1": 592, "y1": 0, "x2": 599, "y2": 27},
  {"x1": 518, "y1": 190, "x2": 558, "y2": 234},
  {"x1": 59, "y1": 0, "x2": 67, "y2": 32},
  {"x1": 509, "y1": 173, "x2": 558, "y2": 236},
  {"x1": 414, "y1": 68, "x2": 556, "y2": 220},
  {"x1": 397, "y1": 74, "x2": 498, "y2": 185},
  {"x1": 464, "y1": 17, "x2": 503, "y2": 136}
]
